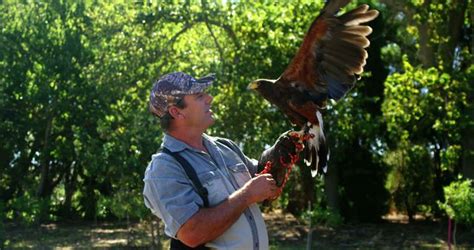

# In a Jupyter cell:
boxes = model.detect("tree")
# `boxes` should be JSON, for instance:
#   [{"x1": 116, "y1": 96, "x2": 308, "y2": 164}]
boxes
[
  {"x1": 1, "y1": 0, "x2": 472, "y2": 226},
  {"x1": 380, "y1": 0, "x2": 472, "y2": 218}
]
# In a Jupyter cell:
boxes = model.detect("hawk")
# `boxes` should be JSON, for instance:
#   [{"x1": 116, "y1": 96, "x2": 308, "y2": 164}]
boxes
[{"x1": 249, "y1": 0, "x2": 379, "y2": 176}]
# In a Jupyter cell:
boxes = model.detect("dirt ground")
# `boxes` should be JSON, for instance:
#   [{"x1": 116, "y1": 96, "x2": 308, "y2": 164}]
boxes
[
  {"x1": 3, "y1": 210, "x2": 474, "y2": 249},
  {"x1": 264, "y1": 210, "x2": 474, "y2": 249}
]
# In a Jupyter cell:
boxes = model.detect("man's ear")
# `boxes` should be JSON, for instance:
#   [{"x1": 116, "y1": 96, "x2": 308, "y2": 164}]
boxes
[{"x1": 168, "y1": 106, "x2": 183, "y2": 119}]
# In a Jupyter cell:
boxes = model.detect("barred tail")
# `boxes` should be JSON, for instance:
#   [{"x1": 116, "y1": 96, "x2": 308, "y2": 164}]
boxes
[{"x1": 303, "y1": 111, "x2": 329, "y2": 177}]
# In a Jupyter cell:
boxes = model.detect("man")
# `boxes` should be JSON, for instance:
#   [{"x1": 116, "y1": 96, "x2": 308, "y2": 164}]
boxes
[{"x1": 143, "y1": 72, "x2": 290, "y2": 249}]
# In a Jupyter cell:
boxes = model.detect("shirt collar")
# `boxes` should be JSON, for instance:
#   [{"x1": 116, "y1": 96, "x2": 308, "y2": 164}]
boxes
[
  {"x1": 202, "y1": 134, "x2": 218, "y2": 149},
  {"x1": 162, "y1": 133, "x2": 217, "y2": 153}
]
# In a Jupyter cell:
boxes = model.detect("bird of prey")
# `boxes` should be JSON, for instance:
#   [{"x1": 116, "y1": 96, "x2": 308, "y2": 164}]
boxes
[{"x1": 248, "y1": 0, "x2": 379, "y2": 177}]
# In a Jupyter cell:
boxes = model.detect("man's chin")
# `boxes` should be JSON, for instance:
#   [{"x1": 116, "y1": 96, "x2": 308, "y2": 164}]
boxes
[
  {"x1": 209, "y1": 117, "x2": 216, "y2": 126},
  {"x1": 205, "y1": 111, "x2": 216, "y2": 125}
]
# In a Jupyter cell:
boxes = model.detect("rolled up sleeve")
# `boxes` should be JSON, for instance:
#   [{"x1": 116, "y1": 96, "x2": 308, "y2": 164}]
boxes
[{"x1": 143, "y1": 153, "x2": 203, "y2": 237}]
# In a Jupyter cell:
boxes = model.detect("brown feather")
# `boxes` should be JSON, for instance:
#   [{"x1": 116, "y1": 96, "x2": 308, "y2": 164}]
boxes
[
  {"x1": 320, "y1": 61, "x2": 356, "y2": 85},
  {"x1": 283, "y1": 20, "x2": 327, "y2": 81},
  {"x1": 321, "y1": 0, "x2": 352, "y2": 17},
  {"x1": 324, "y1": 54, "x2": 364, "y2": 75},
  {"x1": 323, "y1": 39, "x2": 368, "y2": 60},
  {"x1": 340, "y1": 10, "x2": 380, "y2": 26},
  {"x1": 323, "y1": 41, "x2": 367, "y2": 66},
  {"x1": 340, "y1": 25, "x2": 373, "y2": 36},
  {"x1": 288, "y1": 101, "x2": 319, "y2": 125},
  {"x1": 339, "y1": 4, "x2": 370, "y2": 17},
  {"x1": 339, "y1": 35, "x2": 371, "y2": 48}
]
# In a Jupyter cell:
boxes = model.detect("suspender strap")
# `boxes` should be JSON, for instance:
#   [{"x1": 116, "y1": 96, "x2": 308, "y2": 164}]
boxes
[
  {"x1": 161, "y1": 147, "x2": 209, "y2": 208},
  {"x1": 215, "y1": 138, "x2": 246, "y2": 163}
]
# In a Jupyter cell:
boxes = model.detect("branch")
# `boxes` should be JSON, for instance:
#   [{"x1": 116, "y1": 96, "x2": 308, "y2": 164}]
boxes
[
  {"x1": 205, "y1": 21, "x2": 225, "y2": 73},
  {"x1": 156, "y1": 23, "x2": 194, "y2": 70},
  {"x1": 155, "y1": 6, "x2": 242, "y2": 75},
  {"x1": 202, "y1": 19, "x2": 241, "y2": 79},
  {"x1": 204, "y1": 19, "x2": 241, "y2": 51},
  {"x1": 165, "y1": 23, "x2": 193, "y2": 48},
  {"x1": 441, "y1": 0, "x2": 468, "y2": 70}
]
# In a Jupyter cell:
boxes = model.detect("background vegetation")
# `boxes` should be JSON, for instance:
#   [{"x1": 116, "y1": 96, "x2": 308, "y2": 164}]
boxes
[{"x1": 1, "y1": 0, "x2": 473, "y2": 247}]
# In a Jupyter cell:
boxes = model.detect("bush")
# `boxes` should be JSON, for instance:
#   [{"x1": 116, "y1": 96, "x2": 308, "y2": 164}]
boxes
[
  {"x1": 0, "y1": 201, "x2": 5, "y2": 248},
  {"x1": 8, "y1": 193, "x2": 50, "y2": 225},
  {"x1": 302, "y1": 205, "x2": 343, "y2": 228},
  {"x1": 438, "y1": 177, "x2": 474, "y2": 225},
  {"x1": 385, "y1": 143, "x2": 436, "y2": 220}
]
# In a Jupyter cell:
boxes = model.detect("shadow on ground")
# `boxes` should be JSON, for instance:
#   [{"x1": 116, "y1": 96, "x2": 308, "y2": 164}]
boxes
[{"x1": 3, "y1": 210, "x2": 473, "y2": 249}]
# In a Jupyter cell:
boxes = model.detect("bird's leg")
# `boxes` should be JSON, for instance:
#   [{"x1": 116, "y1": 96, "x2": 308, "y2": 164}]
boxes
[
  {"x1": 303, "y1": 122, "x2": 311, "y2": 135},
  {"x1": 259, "y1": 161, "x2": 273, "y2": 175},
  {"x1": 302, "y1": 122, "x2": 315, "y2": 141}
]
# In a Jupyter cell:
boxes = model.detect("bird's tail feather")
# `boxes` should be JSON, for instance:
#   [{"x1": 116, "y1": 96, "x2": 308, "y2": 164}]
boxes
[
  {"x1": 322, "y1": 0, "x2": 352, "y2": 17},
  {"x1": 302, "y1": 111, "x2": 329, "y2": 177}
]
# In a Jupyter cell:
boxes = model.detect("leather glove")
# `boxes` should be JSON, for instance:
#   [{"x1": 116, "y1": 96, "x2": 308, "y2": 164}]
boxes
[{"x1": 258, "y1": 130, "x2": 305, "y2": 187}]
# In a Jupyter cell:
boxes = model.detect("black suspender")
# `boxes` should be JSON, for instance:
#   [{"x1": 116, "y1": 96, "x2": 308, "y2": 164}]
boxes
[
  {"x1": 161, "y1": 147, "x2": 209, "y2": 208},
  {"x1": 161, "y1": 148, "x2": 210, "y2": 250},
  {"x1": 160, "y1": 139, "x2": 241, "y2": 250}
]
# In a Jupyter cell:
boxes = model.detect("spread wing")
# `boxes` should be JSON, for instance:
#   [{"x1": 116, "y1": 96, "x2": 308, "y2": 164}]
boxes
[
  {"x1": 280, "y1": 2, "x2": 379, "y2": 104},
  {"x1": 250, "y1": 1, "x2": 380, "y2": 177}
]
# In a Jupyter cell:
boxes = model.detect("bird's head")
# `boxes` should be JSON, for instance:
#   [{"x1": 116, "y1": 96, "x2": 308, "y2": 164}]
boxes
[{"x1": 247, "y1": 79, "x2": 277, "y2": 97}]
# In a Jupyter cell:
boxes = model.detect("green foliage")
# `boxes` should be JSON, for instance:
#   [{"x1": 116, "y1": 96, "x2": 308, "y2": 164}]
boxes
[
  {"x1": 325, "y1": 82, "x2": 390, "y2": 222},
  {"x1": 382, "y1": 54, "x2": 470, "y2": 217},
  {"x1": 0, "y1": 201, "x2": 5, "y2": 248},
  {"x1": 438, "y1": 177, "x2": 474, "y2": 225},
  {"x1": 0, "y1": 0, "x2": 160, "y2": 221},
  {"x1": 0, "y1": 0, "x2": 472, "y2": 228},
  {"x1": 385, "y1": 143, "x2": 435, "y2": 218},
  {"x1": 302, "y1": 205, "x2": 343, "y2": 228},
  {"x1": 299, "y1": 168, "x2": 343, "y2": 227},
  {"x1": 383, "y1": 57, "x2": 467, "y2": 144},
  {"x1": 8, "y1": 192, "x2": 51, "y2": 225}
]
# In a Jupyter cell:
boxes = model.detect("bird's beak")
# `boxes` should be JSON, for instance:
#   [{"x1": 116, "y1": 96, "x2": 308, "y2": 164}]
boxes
[{"x1": 247, "y1": 81, "x2": 258, "y2": 90}]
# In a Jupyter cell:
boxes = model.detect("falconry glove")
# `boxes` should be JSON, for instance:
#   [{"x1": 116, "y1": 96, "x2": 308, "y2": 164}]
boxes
[{"x1": 258, "y1": 130, "x2": 305, "y2": 187}]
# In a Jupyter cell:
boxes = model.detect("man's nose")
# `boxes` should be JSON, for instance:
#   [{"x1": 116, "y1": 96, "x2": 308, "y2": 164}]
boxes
[{"x1": 205, "y1": 93, "x2": 213, "y2": 104}]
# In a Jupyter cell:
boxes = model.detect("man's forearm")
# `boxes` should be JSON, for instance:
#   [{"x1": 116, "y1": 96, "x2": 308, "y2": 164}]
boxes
[{"x1": 176, "y1": 186, "x2": 253, "y2": 247}]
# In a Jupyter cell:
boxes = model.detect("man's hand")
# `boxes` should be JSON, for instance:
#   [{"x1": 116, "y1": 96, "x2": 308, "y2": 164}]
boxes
[
  {"x1": 176, "y1": 173, "x2": 279, "y2": 246},
  {"x1": 241, "y1": 173, "x2": 280, "y2": 204}
]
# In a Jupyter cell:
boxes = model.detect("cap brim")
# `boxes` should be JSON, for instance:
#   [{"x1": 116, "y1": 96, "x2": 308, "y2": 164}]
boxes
[
  {"x1": 190, "y1": 73, "x2": 215, "y2": 93},
  {"x1": 196, "y1": 73, "x2": 215, "y2": 84}
]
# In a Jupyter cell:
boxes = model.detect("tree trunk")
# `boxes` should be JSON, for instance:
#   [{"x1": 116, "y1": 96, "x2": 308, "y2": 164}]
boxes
[
  {"x1": 37, "y1": 117, "x2": 53, "y2": 198},
  {"x1": 406, "y1": 199, "x2": 415, "y2": 223},
  {"x1": 286, "y1": 165, "x2": 314, "y2": 215},
  {"x1": 83, "y1": 175, "x2": 98, "y2": 220},
  {"x1": 64, "y1": 161, "x2": 78, "y2": 217},
  {"x1": 433, "y1": 145, "x2": 445, "y2": 207},
  {"x1": 416, "y1": 0, "x2": 436, "y2": 68},
  {"x1": 439, "y1": 0, "x2": 467, "y2": 70},
  {"x1": 462, "y1": 0, "x2": 474, "y2": 179},
  {"x1": 324, "y1": 162, "x2": 339, "y2": 212},
  {"x1": 461, "y1": 91, "x2": 474, "y2": 179},
  {"x1": 462, "y1": 1, "x2": 474, "y2": 177},
  {"x1": 417, "y1": 22, "x2": 436, "y2": 68}
]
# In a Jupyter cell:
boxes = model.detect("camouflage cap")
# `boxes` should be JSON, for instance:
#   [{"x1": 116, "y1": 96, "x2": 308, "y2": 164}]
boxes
[{"x1": 149, "y1": 72, "x2": 215, "y2": 117}]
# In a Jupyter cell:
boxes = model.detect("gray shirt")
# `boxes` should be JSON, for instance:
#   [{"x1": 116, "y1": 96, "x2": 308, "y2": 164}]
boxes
[{"x1": 143, "y1": 133, "x2": 269, "y2": 250}]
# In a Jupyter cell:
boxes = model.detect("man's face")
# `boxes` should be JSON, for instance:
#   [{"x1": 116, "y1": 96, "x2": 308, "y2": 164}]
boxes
[{"x1": 180, "y1": 92, "x2": 215, "y2": 130}]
